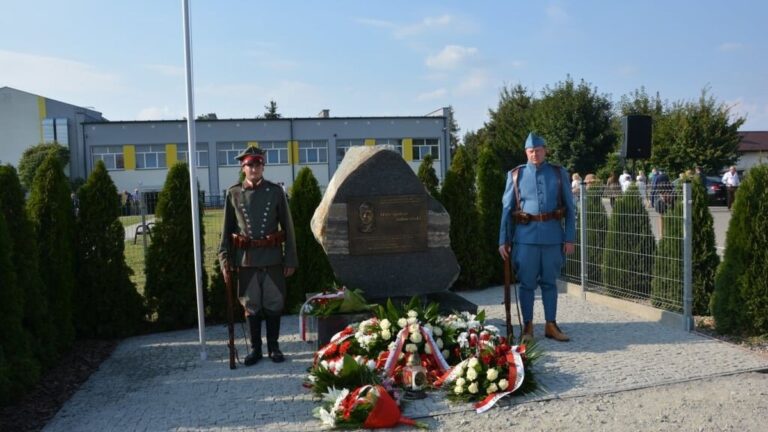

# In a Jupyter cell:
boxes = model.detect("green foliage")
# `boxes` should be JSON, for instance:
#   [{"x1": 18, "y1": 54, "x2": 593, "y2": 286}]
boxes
[
  {"x1": 307, "y1": 288, "x2": 372, "y2": 317},
  {"x1": 652, "y1": 88, "x2": 744, "y2": 175},
  {"x1": 144, "y1": 163, "x2": 207, "y2": 330},
  {"x1": 26, "y1": 154, "x2": 76, "y2": 354},
  {"x1": 206, "y1": 258, "x2": 245, "y2": 324},
  {"x1": 484, "y1": 84, "x2": 533, "y2": 171},
  {"x1": 74, "y1": 161, "x2": 146, "y2": 338},
  {"x1": 0, "y1": 211, "x2": 39, "y2": 405},
  {"x1": 650, "y1": 193, "x2": 684, "y2": 311},
  {"x1": 584, "y1": 187, "x2": 609, "y2": 284},
  {"x1": 287, "y1": 167, "x2": 335, "y2": 312},
  {"x1": 0, "y1": 165, "x2": 54, "y2": 368},
  {"x1": 711, "y1": 164, "x2": 768, "y2": 335},
  {"x1": 601, "y1": 184, "x2": 655, "y2": 297},
  {"x1": 532, "y1": 76, "x2": 618, "y2": 176},
  {"x1": 476, "y1": 145, "x2": 505, "y2": 285},
  {"x1": 17, "y1": 142, "x2": 70, "y2": 191},
  {"x1": 690, "y1": 177, "x2": 720, "y2": 315},
  {"x1": 440, "y1": 147, "x2": 485, "y2": 289},
  {"x1": 417, "y1": 154, "x2": 440, "y2": 198},
  {"x1": 262, "y1": 100, "x2": 281, "y2": 119}
]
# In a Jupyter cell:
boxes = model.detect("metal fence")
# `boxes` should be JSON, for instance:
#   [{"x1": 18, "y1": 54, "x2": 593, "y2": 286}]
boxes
[{"x1": 562, "y1": 182, "x2": 693, "y2": 329}]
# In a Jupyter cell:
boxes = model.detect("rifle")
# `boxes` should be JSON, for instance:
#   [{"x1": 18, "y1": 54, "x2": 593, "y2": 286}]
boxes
[
  {"x1": 503, "y1": 255, "x2": 514, "y2": 340},
  {"x1": 224, "y1": 254, "x2": 237, "y2": 370}
]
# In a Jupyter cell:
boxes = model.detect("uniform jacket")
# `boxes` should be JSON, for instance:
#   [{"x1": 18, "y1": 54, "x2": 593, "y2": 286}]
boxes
[
  {"x1": 498, "y1": 161, "x2": 576, "y2": 246},
  {"x1": 218, "y1": 178, "x2": 298, "y2": 269}
]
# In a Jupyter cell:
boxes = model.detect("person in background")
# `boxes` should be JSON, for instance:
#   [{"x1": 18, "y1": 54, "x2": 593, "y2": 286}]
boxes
[
  {"x1": 605, "y1": 174, "x2": 621, "y2": 206},
  {"x1": 636, "y1": 170, "x2": 648, "y2": 206},
  {"x1": 571, "y1": 173, "x2": 582, "y2": 201},
  {"x1": 721, "y1": 166, "x2": 740, "y2": 210},
  {"x1": 619, "y1": 169, "x2": 632, "y2": 193}
]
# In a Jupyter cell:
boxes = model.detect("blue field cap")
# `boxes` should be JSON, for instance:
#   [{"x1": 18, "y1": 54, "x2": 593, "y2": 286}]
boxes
[{"x1": 524, "y1": 132, "x2": 546, "y2": 149}]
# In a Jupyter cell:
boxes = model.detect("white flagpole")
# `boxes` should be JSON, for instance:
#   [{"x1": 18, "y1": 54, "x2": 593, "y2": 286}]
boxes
[{"x1": 182, "y1": 0, "x2": 207, "y2": 361}]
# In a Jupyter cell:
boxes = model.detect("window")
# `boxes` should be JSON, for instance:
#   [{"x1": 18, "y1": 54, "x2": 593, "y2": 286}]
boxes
[
  {"x1": 135, "y1": 144, "x2": 167, "y2": 169},
  {"x1": 177, "y1": 147, "x2": 209, "y2": 167},
  {"x1": 217, "y1": 142, "x2": 247, "y2": 166},
  {"x1": 376, "y1": 138, "x2": 402, "y2": 155},
  {"x1": 41, "y1": 118, "x2": 69, "y2": 144},
  {"x1": 298, "y1": 140, "x2": 328, "y2": 164},
  {"x1": 92, "y1": 146, "x2": 124, "y2": 170},
  {"x1": 336, "y1": 139, "x2": 364, "y2": 163},
  {"x1": 413, "y1": 138, "x2": 439, "y2": 161},
  {"x1": 260, "y1": 141, "x2": 289, "y2": 165}
]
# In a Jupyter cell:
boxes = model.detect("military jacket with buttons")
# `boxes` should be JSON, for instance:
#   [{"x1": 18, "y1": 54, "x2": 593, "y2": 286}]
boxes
[
  {"x1": 498, "y1": 161, "x2": 576, "y2": 246},
  {"x1": 218, "y1": 178, "x2": 298, "y2": 269}
]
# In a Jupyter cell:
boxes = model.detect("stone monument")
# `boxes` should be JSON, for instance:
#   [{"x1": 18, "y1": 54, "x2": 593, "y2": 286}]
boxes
[{"x1": 311, "y1": 146, "x2": 475, "y2": 312}]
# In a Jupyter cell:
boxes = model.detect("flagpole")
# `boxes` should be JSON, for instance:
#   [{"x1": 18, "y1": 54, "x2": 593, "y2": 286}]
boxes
[{"x1": 182, "y1": 0, "x2": 207, "y2": 361}]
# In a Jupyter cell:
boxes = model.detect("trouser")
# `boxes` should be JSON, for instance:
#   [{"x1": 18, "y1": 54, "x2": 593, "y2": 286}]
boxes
[
  {"x1": 513, "y1": 243, "x2": 564, "y2": 323},
  {"x1": 239, "y1": 265, "x2": 286, "y2": 352},
  {"x1": 727, "y1": 186, "x2": 737, "y2": 209}
]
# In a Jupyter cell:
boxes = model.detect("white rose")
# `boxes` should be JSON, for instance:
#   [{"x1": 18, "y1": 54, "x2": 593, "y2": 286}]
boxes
[
  {"x1": 468, "y1": 382, "x2": 479, "y2": 394},
  {"x1": 454, "y1": 385, "x2": 464, "y2": 394},
  {"x1": 466, "y1": 368, "x2": 478, "y2": 381},
  {"x1": 407, "y1": 317, "x2": 418, "y2": 325},
  {"x1": 498, "y1": 379, "x2": 509, "y2": 391},
  {"x1": 381, "y1": 329, "x2": 392, "y2": 340},
  {"x1": 407, "y1": 310, "x2": 418, "y2": 318},
  {"x1": 320, "y1": 360, "x2": 329, "y2": 369},
  {"x1": 456, "y1": 377, "x2": 466, "y2": 387},
  {"x1": 487, "y1": 383, "x2": 498, "y2": 394},
  {"x1": 367, "y1": 359, "x2": 377, "y2": 370},
  {"x1": 424, "y1": 343, "x2": 432, "y2": 354},
  {"x1": 468, "y1": 357, "x2": 479, "y2": 368},
  {"x1": 380, "y1": 319, "x2": 391, "y2": 329},
  {"x1": 388, "y1": 342, "x2": 397, "y2": 351},
  {"x1": 486, "y1": 368, "x2": 499, "y2": 381},
  {"x1": 406, "y1": 343, "x2": 418, "y2": 353},
  {"x1": 409, "y1": 332, "x2": 423, "y2": 344},
  {"x1": 397, "y1": 318, "x2": 408, "y2": 328},
  {"x1": 433, "y1": 327, "x2": 443, "y2": 336},
  {"x1": 436, "y1": 338, "x2": 444, "y2": 349}
]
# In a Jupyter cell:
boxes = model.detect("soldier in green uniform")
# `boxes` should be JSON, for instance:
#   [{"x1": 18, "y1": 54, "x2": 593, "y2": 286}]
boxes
[{"x1": 219, "y1": 146, "x2": 298, "y2": 365}]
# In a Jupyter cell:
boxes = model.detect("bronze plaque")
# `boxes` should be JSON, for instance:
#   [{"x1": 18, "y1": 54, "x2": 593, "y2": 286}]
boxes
[{"x1": 347, "y1": 194, "x2": 428, "y2": 255}]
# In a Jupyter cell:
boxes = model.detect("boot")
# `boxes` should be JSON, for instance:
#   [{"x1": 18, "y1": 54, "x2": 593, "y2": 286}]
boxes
[
  {"x1": 544, "y1": 321, "x2": 570, "y2": 342},
  {"x1": 244, "y1": 315, "x2": 263, "y2": 366},
  {"x1": 265, "y1": 315, "x2": 285, "y2": 363},
  {"x1": 520, "y1": 321, "x2": 534, "y2": 344}
]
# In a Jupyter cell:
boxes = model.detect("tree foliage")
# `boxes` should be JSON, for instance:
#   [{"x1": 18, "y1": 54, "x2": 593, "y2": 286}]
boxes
[
  {"x1": 145, "y1": 162, "x2": 207, "y2": 330},
  {"x1": 18, "y1": 142, "x2": 70, "y2": 191},
  {"x1": 475, "y1": 145, "x2": 505, "y2": 285},
  {"x1": 711, "y1": 164, "x2": 768, "y2": 335},
  {"x1": 440, "y1": 147, "x2": 484, "y2": 289},
  {"x1": 483, "y1": 84, "x2": 534, "y2": 171},
  {"x1": 532, "y1": 76, "x2": 617, "y2": 176},
  {"x1": 263, "y1": 100, "x2": 282, "y2": 119},
  {"x1": 0, "y1": 166, "x2": 53, "y2": 367},
  {"x1": 206, "y1": 258, "x2": 244, "y2": 324},
  {"x1": 75, "y1": 161, "x2": 145, "y2": 338},
  {"x1": 287, "y1": 167, "x2": 335, "y2": 311},
  {"x1": 26, "y1": 154, "x2": 76, "y2": 354},
  {"x1": 417, "y1": 154, "x2": 440, "y2": 198},
  {"x1": 650, "y1": 190, "x2": 684, "y2": 311},
  {"x1": 690, "y1": 177, "x2": 720, "y2": 315}
]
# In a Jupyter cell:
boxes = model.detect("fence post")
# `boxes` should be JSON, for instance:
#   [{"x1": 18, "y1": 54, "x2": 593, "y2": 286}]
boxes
[
  {"x1": 682, "y1": 181, "x2": 693, "y2": 331},
  {"x1": 579, "y1": 181, "x2": 588, "y2": 299}
]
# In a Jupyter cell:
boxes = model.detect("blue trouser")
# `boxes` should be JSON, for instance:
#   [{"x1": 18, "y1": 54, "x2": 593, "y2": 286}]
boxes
[{"x1": 513, "y1": 243, "x2": 564, "y2": 322}]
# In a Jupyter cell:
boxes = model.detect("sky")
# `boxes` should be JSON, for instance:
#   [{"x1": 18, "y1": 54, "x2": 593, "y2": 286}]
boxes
[{"x1": 2, "y1": 1, "x2": 767, "y2": 137}]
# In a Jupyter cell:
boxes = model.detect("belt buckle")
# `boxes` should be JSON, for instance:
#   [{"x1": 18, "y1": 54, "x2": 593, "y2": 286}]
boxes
[{"x1": 518, "y1": 212, "x2": 531, "y2": 224}]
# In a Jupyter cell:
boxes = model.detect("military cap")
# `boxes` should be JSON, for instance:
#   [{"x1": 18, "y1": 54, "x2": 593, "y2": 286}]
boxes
[
  {"x1": 524, "y1": 132, "x2": 546, "y2": 149},
  {"x1": 235, "y1": 146, "x2": 265, "y2": 165}
]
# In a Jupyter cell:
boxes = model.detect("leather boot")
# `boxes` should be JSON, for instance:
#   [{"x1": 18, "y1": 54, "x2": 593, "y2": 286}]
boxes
[
  {"x1": 244, "y1": 315, "x2": 263, "y2": 366},
  {"x1": 521, "y1": 321, "x2": 534, "y2": 344},
  {"x1": 544, "y1": 321, "x2": 570, "y2": 342},
  {"x1": 265, "y1": 315, "x2": 285, "y2": 363}
]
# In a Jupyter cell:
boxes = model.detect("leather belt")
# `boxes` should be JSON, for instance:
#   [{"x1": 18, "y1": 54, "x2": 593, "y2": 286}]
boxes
[
  {"x1": 513, "y1": 208, "x2": 565, "y2": 224},
  {"x1": 231, "y1": 231, "x2": 285, "y2": 249}
]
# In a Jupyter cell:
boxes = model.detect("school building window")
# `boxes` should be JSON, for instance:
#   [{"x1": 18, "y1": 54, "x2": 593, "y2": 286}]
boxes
[
  {"x1": 298, "y1": 140, "x2": 328, "y2": 164},
  {"x1": 177, "y1": 148, "x2": 210, "y2": 167},
  {"x1": 91, "y1": 146, "x2": 124, "y2": 170},
  {"x1": 413, "y1": 138, "x2": 440, "y2": 160},
  {"x1": 135, "y1": 144, "x2": 167, "y2": 169},
  {"x1": 336, "y1": 139, "x2": 364, "y2": 163},
  {"x1": 260, "y1": 141, "x2": 289, "y2": 165},
  {"x1": 216, "y1": 142, "x2": 247, "y2": 166},
  {"x1": 376, "y1": 138, "x2": 402, "y2": 155}
]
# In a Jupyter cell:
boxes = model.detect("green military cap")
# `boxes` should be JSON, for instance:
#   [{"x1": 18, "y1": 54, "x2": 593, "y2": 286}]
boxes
[{"x1": 235, "y1": 146, "x2": 265, "y2": 165}]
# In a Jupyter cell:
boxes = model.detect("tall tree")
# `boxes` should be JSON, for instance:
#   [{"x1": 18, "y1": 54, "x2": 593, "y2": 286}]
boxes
[
  {"x1": 417, "y1": 154, "x2": 440, "y2": 198},
  {"x1": 475, "y1": 145, "x2": 505, "y2": 285},
  {"x1": 27, "y1": 154, "x2": 76, "y2": 354},
  {"x1": 17, "y1": 143, "x2": 70, "y2": 192},
  {"x1": 484, "y1": 84, "x2": 534, "y2": 171},
  {"x1": 263, "y1": 100, "x2": 282, "y2": 119},
  {"x1": 532, "y1": 76, "x2": 617, "y2": 176},
  {"x1": 651, "y1": 87, "x2": 744, "y2": 175},
  {"x1": 75, "y1": 161, "x2": 145, "y2": 338},
  {"x1": 447, "y1": 105, "x2": 461, "y2": 157}
]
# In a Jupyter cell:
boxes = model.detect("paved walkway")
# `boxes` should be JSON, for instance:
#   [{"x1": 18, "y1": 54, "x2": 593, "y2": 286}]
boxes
[{"x1": 44, "y1": 287, "x2": 768, "y2": 431}]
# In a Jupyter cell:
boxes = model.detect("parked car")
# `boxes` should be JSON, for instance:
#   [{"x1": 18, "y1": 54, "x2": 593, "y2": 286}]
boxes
[{"x1": 704, "y1": 176, "x2": 727, "y2": 206}]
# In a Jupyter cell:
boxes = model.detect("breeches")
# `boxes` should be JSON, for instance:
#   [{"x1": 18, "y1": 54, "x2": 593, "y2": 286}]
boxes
[
  {"x1": 513, "y1": 243, "x2": 564, "y2": 322},
  {"x1": 238, "y1": 265, "x2": 286, "y2": 316}
]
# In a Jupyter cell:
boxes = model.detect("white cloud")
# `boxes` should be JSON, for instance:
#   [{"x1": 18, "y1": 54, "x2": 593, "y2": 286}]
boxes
[
  {"x1": 426, "y1": 45, "x2": 478, "y2": 70},
  {"x1": 394, "y1": 14, "x2": 453, "y2": 38},
  {"x1": 144, "y1": 64, "x2": 184, "y2": 77},
  {"x1": 546, "y1": 4, "x2": 569, "y2": 22},
  {"x1": 417, "y1": 88, "x2": 447, "y2": 101},
  {"x1": 455, "y1": 69, "x2": 489, "y2": 95},
  {"x1": 717, "y1": 42, "x2": 743, "y2": 52}
]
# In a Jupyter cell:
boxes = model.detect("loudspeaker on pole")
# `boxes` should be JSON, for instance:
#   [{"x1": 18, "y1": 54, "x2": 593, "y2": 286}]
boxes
[{"x1": 620, "y1": 115, "x2": 652, "y2": 159}]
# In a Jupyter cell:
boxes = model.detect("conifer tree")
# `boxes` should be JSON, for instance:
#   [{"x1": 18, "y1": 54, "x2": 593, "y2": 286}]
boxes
[
  {"x1": 75, "y1": 161, "x2": 145, "y2": 337},
  {"x1": 650, "y1": 191, "x2": 683, "y2": 310},
  {"x1": 585, "y1": 186, "x2": 609, "y2": 285},
  {"x1": 476, "y1": 145, "x2": 505, "y2": 285},
  {"x1": 690, "y1": 177, "x2": 720, "y2": 315},
  {"x1": 417, "y1": 154, "x2": 440, "y2": 199},
  {"x1": 0, "y1": 165, "x2": 53, "y2": 367},
  {"x1": 206, "y1": 258, "x2": 244, "y2": 323},
  {"x1": 287, "y1": 167, "x2": 335, "y2": 311},
  {"x1": 26, "y1": 154, "x2": 76, "y2": 354},
  {"x1": 441, "y1": 147, "x2": 484, "y2": 289},
  {"x1": 145, "y1": 163, "x2": 207, "y2": 330},
  {"x1": 711, "y1": 164, "x2": 768, "y2": 335},
  {"x1": 601, "y1": 184, "x2": 655, "y2": 297}
]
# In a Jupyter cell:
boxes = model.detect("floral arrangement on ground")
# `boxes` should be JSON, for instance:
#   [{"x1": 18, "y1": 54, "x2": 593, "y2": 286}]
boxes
[{"x1": 305, "y1": 297, "x2": 541, "y2": 429}]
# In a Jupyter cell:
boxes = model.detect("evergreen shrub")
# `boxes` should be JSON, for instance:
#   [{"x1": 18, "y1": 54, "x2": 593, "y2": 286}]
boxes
[
  {"x1": 417, "y1": 153, "x2": 440, "y2": 199},
  {"x1": 476, "y1": 146, "x2": 505, "y2": 285}
]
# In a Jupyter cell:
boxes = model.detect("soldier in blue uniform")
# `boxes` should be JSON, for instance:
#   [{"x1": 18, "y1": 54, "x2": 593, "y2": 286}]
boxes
[
  {"x1": 219, "y1": 146, "x2": 298, "y2": 364},
  {"x1": 498, "y1": 133, "x2": 576, "y2": 342}
]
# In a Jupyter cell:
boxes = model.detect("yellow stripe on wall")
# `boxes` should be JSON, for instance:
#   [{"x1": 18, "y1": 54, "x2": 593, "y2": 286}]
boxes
[
  {"x1": 124, "y1": 145, "x2": 136, "y2": 170},
  {"x1": 364, "y1": 139, "x2": 375, "y2": 147},
  {"x1": 37, "y1": 97, "x2": 46, "y2": 143},
  {"x1": 403, "y1": 138, "x2": 414, "y2": 161},
  {"x1": 247, "y1": 141, "x2": 259, "y2": 148},
  {"x1": 288, "y1": 140, "x2": 299, "y2": 164},
  {"x1": 166, "y1": 144, "x2": 177, "y2": 166}
]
